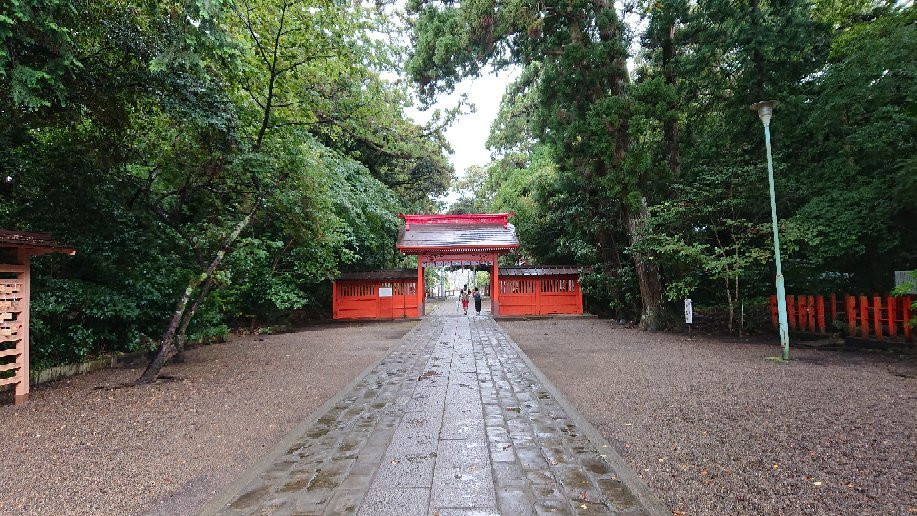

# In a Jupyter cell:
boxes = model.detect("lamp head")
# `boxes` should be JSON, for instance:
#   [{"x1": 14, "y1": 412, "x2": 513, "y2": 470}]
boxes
[{"x1": 750, "y1": 100, "x2": 778, "y2": 127}]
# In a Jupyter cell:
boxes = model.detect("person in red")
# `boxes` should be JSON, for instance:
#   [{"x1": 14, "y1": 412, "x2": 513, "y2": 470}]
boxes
[{"x1": 460, "y1": 288, "x2": 470, "y2": 315}]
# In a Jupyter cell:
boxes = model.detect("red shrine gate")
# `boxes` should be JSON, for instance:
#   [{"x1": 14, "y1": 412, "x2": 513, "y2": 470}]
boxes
[
  {"x1": 331, "y1": 213, "x2": 586, "y2": 319},
  {"x1": 396, "y1": 213, "x2": 518, "y2": 316}
]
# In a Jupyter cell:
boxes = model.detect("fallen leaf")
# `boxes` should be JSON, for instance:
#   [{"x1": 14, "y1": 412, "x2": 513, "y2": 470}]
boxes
[{"x1": 773, "y1": 464, "x2": 779, "y2": 470}]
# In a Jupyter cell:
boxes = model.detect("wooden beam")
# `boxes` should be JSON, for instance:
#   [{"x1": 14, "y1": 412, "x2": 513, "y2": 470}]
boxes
[{"x1": 14, "y1": 248, "x2": 29, "y2": 405}]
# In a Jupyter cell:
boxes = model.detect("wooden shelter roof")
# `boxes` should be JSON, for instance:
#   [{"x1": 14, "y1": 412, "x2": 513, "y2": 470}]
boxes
[
  {"x1": 498, "y1": 266, "x2": 586, "y2": 276},
  {"x1": 395, "y1": 213, "x2": 519, "y2": 255},
  {"x1": 0, "y1": 229, "x2": 76, "y2": 255},
  {"x1": 336, "y1": 269, "x2": 417, "y2": 281}
]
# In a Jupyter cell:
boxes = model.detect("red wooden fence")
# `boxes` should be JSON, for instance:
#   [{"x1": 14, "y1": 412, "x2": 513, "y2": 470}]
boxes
[
  {"x1": 770, "y1": 294, "x2": 913, "y2": 342},
  {"x1": 333, "y1": 280, "x2": 419, "y2": 320},
  {"x1": 498, "y1": 276, "x2": 583, "y2": 316}
]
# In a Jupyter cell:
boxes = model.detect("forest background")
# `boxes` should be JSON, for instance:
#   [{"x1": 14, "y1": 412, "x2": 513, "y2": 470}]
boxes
[{"x1": 1, "y1": 0, "x2": 914, "y2": 371}]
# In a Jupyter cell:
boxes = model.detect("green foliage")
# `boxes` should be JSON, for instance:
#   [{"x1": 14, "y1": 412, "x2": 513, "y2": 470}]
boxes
[
  {"x1": 432, "y1": 0, "x2": 914, "y2": 329},
  {"x1": 0, "y1": 0, "x2": 80, "y2": 110},
  {"x1": 891, "y1": 270, "x2": 917, "y2": 330},
  {"x1": 1, "y1": 0, "x2": 452, "y2": 367}
]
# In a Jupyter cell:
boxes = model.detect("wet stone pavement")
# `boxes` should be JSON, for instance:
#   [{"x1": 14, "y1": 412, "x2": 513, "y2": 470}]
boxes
[{"x1": 202, "y1": 308, "x2": 664, "y2": 515}]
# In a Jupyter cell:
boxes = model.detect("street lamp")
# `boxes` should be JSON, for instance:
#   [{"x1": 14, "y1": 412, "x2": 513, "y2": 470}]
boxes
[{"x1": 750, "y1": 100, "x2": 789, "y2": 360}]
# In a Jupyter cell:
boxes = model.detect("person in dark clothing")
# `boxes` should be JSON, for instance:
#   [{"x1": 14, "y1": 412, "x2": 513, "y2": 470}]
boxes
[{"x1": 473, "y1": 287, "x2": 482, "y2": 315}]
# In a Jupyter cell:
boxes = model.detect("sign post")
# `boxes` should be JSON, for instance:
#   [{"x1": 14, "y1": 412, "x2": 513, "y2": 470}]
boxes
[{"x1": 685, "y1": 298, "x2": 693, "y2": 338}]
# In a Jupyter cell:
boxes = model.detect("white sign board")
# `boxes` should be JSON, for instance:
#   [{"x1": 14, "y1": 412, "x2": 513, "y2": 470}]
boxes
[
  {"x1": 684, "y1": 299, "x2": 693, "y2": 324},
  {"x1": 379, "y1": 287, "x2": 393, "y2": 297}
]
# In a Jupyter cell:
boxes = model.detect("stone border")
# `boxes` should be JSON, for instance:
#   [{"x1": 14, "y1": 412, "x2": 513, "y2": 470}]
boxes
[
  {"x1": 195, "y1": 321, "x2": 420, "y2": 516},
  {"x1": 495, "y1": 321, "x2": 671, "y2": 516},
  {"x1": 493, "y1": 314, "x2": 598, "y2": 322}
]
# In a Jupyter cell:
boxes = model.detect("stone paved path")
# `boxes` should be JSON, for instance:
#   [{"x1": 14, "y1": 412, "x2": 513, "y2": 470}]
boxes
[{"x1": 200, "y1": 306, "x2": 666, "y2": 515}]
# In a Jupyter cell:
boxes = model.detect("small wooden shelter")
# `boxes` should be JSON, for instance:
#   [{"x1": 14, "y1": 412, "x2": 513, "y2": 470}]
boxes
[
  {"x1": 0, "y1": 230, "x2": 75, "y2": 404},
  {"x1": 498, "y1": 266, "x2": 585, "y2": 316},
  {"x1": 332, "y1": 269, "x2": 419, "y2": 320}
]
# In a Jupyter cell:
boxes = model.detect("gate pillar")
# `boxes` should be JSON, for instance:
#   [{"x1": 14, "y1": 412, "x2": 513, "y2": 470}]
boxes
[
  {"x1": 417, "y1": 260, "x2": 424, "y2": 317},
  {"x1": 491, "y1": 255, "x2": 500, "y2": 316}
]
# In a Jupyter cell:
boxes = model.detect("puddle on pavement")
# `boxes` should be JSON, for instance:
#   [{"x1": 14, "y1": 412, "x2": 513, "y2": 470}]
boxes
[
  {"x1": 307, "y1": 427, "x2": 330, "y2": 439},
  {"x1": 582, "y1": 458, "x2": 611, "y2": 475},
  {"x1": 278, "y1": 471, "x2": 313, "y2": 493},
  {"x1": 229, "y1": 484, "x2": 271, "y2": 509},
  {"x1": 308, "y1": 468, "x2": 342, "y2": 490}
]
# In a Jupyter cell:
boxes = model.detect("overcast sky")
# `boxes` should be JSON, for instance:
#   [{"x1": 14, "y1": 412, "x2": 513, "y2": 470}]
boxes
[
  {"x1": 399, "y1": 6, "x2": 641, "y2": 210},
  {"x1": 405, "y1": 67, "x2": 520, "y2": 207}
]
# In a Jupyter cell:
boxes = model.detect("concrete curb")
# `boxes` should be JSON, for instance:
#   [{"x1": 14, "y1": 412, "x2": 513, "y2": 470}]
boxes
[
  {"x1": 21, "y1": 336, "x2": 229, "y2": 389},
  {"x1": 493, "y1": 314, "x2": 598, "y2": 322},
  {"x1": 495, "y1": 320, "x2": 671, "y2": 516},
  {"x1": 195, "y1": 320, "x2": 421, "y2": 516},
  {"x1": 28, "y1": 355, "x2": 112, "y2": 386}
]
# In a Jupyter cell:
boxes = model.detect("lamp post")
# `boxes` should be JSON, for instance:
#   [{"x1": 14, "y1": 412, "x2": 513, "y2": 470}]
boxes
[{"x1": 750, "y1": 100, "x2": 789, "y2": 360}]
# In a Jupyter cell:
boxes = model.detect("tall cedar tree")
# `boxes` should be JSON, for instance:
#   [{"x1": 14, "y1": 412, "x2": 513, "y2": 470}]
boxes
[{"x1": 407, "y1": 0, "x2": 668, "y2": 328}]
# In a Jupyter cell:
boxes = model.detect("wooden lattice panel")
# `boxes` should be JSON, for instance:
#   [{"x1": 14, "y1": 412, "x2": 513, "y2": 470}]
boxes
[
  {"x1": 0, "y1": 321, "x2": 23, "y2": 341},
  {"x1": 0, "y1": 281, "x2": 23, "y2": 304}
]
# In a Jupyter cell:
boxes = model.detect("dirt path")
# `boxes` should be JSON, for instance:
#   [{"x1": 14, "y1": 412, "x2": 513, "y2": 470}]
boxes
[
  {"x1": 501, "y1": 318, "x2": 917, "y2": 515},
  {"x1": 0, "y1": 321, "x2": 416, "y2": 516}
]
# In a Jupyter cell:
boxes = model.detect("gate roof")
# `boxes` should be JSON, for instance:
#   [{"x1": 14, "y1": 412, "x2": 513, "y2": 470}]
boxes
[
  {"x1": 396, "y1": 213, "x2": 519, "y2": 255},
  {"x1": 498, "y1": 266, "x2": 585, "y2": 276}
]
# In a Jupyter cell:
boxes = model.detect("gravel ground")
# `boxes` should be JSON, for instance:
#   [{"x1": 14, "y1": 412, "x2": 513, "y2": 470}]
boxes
[
  {"x1": 0, "y1": 320, "x2": 416, "y2": 516},
  {"x1": 501, "y1": 318, "x2": 917, "y2": 515}
]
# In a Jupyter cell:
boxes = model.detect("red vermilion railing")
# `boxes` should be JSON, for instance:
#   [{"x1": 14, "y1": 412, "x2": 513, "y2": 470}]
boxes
[{"x1": 770, "y1": 294, "x2": 913, "y2": 342}]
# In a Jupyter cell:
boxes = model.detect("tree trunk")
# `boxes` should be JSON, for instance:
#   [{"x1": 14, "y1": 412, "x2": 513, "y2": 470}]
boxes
[
  {"x1": 736, "y1": 274, "x2": 742, "y2": 336},
  {"x1": 662, "y1": 22, "x2": 681, "y2": 177},
  {"x1": 137, "y1": 202, "x2": 259, "y2": 384},
  {"x1": 624, "y1": 199, "x2": 665, "y2": 330},
  {"x1": 749, "y1": 0, "x2": 766, "y2": 101},
  {"x1": 138, "y1": 277, "x2": 197, "y2": 383},
  {"x1": 173, "y1": 274, "x2": 216, "y2": 363}
]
